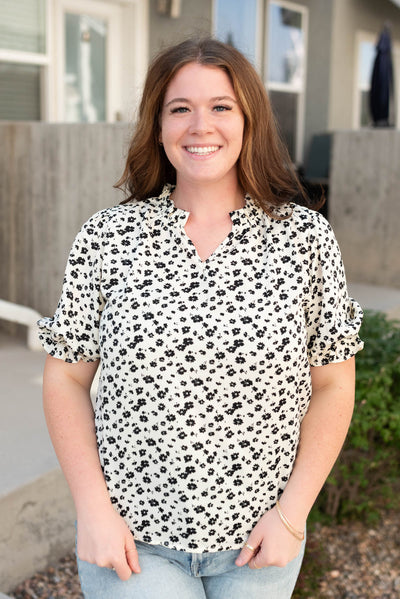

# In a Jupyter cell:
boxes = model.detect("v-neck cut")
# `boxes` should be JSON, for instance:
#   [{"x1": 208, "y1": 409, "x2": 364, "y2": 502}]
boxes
[
  {"x1": 183, "y1": 214, "x2": 235, "y2": 263},
  {"x1": 160, "y1": 184, "x2": 258, "y2": 265}
]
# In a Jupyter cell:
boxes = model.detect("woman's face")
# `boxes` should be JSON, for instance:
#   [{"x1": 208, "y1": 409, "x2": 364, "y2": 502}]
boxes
[{"x1": 160, "y1": 63, "x2": 244, "y2": 189}]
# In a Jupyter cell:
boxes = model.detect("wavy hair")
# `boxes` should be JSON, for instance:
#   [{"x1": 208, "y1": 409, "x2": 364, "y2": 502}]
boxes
[{"x1": 116, "y1": 37, "x2": 312, "y2": 213}]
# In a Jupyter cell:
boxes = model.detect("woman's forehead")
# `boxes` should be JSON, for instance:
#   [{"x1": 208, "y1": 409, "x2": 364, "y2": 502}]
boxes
[{"x1": 164, "y1": 63, "x2": 235, "y2": 101}]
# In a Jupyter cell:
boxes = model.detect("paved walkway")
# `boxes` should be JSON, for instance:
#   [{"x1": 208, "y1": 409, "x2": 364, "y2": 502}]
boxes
[
  {"x1": 0, "y1": 333, "x2": 51, "y2": 497},
  {"x1": 348, "y1": 282, "x2": 400, "y2": 319}
]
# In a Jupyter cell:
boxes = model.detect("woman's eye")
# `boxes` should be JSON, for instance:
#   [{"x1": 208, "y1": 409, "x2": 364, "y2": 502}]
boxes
[
  {"x1": 213, "y1": 105, "x2": 232, "y2": 112},
  {"x1": 171, "y1": 106, "x2": 189, "y2": 114}
]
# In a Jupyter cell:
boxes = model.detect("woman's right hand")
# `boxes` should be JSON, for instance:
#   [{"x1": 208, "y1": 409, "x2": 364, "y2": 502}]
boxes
[
  {"x1": 42, "y1": 356, "x2": 141, "y2": 580},
  {"x1": 76, "y1": 505, "x2": 141, "y2": 580}
]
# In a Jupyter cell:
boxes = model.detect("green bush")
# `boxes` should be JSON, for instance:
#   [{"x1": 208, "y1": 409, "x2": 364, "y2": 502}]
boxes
[{"x1": 314, "y1": 310, "x2": 400, "y2": 522}]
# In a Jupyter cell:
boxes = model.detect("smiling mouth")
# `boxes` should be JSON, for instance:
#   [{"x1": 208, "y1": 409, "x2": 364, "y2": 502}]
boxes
[{"x1": 185, "y1": 145, "x2": 221, "y2": 156}]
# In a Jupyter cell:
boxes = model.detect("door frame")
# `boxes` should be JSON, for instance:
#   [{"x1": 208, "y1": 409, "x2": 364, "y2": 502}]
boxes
[{"x1": 51, "y1": 0, "x2": 148, "y2": 122}]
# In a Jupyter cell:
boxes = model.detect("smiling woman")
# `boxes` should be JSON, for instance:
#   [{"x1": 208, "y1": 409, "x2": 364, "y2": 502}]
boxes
[
  {"x1": 38, "y1": 37, "x2": 363, "y2": 599},
  {"x1": 116, "y1": 37, "x2": 306, "y2": 214},
  {"x1": 159, "y1": 62, "x2": 245, "y2": 223}
]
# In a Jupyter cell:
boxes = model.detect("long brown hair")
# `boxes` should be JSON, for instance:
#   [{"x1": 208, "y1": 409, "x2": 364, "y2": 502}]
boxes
[{"x1": 116, "y1": 37, "x2": 309, "y2": 214}]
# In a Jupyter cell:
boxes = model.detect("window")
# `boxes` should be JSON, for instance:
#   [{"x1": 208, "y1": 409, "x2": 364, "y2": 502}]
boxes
[
  {"x1": 0, "y1": 0, "x2": 46, "y2": 53},
  {"x1": 354, "y1": 31, "x2": 400, "y2": 129},
  {"x1": 0, "y1": 0, "x2": 48, "y2": 120},
  {"x1": 266, "y1": 1, "x2": 307, "y2": 162},
  {"x1": 64, "y1": 12, "x2": 107, "y2": 122},
  {"x1": 354, "y1": 32, "x2": 376, "y2": 128},
  {"x1": 55, "y1": 0, "x2": 148, "y2": 123},
  {"x1": 214, "y1": 0, "x2": 308, "y2": 163},
  {"x1": 0, "y1": 0, "x2": 148, "y2": 122},
  {"x1": 0, "y1": 62, "x2": 41, "y2": 120},
  {"x1": 213, "y1": 0, "x2": 259, "y2": 66}
]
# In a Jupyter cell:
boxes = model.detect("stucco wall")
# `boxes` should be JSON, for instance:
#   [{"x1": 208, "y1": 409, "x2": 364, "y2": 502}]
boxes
[
  {"x1": 148, "y1": 0, "x2": 212, "y2": 59},
  {"x1": 329, "y1": 0, "x2": 400, "y2": 130}
]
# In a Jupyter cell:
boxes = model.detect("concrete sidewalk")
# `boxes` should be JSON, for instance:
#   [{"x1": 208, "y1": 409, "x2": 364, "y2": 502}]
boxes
[
  {"x1": 1, "y1": 282, "x2": 400, "y2": 593},
  {"x1": 0, "y1": 333, "x2": 75, "y2": 594},
  {"x1": 348, "y1": 282, "x2": 400, "y2": 320}
]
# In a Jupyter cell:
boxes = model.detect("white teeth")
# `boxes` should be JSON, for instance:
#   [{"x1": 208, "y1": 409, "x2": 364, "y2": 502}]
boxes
[{"x1": 186, "y1": 146, "x2": 220, "y2": 155}]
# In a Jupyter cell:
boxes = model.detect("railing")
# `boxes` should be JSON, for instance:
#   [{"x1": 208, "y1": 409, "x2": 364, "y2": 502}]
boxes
[{"x1": 0, "y1": 299, "x2": 42, "y2": 350}]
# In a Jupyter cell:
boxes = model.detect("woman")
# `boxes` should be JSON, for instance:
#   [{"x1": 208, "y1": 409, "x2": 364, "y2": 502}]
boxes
[{"x1": 39, "y1": 38, "x2": 363, "y2": 598}]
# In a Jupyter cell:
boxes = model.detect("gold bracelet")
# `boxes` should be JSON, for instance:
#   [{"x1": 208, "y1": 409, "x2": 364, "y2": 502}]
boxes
[{"x1": 276, "y1": 500, "x2": 305, "y2": 541}]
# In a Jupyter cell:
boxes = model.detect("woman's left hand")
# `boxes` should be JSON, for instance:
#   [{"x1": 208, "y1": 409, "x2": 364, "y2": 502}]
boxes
[{"x1": 235, "y1": 506, "x2": 304, "y2": 569}]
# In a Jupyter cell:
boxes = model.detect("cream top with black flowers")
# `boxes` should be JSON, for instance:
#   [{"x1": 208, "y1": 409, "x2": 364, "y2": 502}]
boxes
[{"x1": 38, "y1": 184, "x2": 363, "y2": 553}]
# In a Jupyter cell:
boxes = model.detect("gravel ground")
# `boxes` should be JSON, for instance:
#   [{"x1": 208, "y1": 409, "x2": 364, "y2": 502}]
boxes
[{"x1": 8, "y1": 510, "x2": 400, "y2": 599}]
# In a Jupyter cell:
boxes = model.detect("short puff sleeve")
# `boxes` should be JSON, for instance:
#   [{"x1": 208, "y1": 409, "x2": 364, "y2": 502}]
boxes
[
  {"x1": 304, "y1": 214, "x2": 364, "y2": 366},
  {"x1": 37, "y1": 212, "x2": 106, "y2": 363}
]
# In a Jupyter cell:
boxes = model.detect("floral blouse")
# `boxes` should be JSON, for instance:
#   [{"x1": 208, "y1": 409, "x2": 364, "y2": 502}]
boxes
[{"x1": 38, "y1": 184, "x2": 363, "y2": 553}]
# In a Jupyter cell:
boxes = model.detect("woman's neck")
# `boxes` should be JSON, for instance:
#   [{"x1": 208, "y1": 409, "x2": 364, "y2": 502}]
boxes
[{"x1": 171, "y1": 179, "x2": 244, "y2": 224}]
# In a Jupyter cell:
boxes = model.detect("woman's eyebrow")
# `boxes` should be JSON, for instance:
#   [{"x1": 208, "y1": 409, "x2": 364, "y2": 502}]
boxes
[
  {"x1": 211, "y1": 96, "x2": 237, "y2": 103},
  {"x1": 164, "y1": 97, "x2": 189, "y2": 107},
  {"x1": 164, "y1": 95, "x2": 237, "y2": 107}
]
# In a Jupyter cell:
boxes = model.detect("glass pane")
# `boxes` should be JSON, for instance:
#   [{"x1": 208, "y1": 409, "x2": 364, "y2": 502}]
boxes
[
  {"x1": 64, "y1": 13, "x2": 107, "y2": 123},
  {"x1": 269, "y1": 89, "x2": 297, "y2": 159},
  {"x1": 0, "y1": 62, "x2": 41, "y2": 120},
  {"x1": 358, "y1": 41, "x2": 375, "y2": 89},
  {"x1": 0, "y1": 0, "x2": 46, "y2": 53},
  {"x1": 267, "y1": 3, "x2": 304, "y2": 88},
  {"x1": 215, "y1": 0, "x2": 258, "y2": 65}
]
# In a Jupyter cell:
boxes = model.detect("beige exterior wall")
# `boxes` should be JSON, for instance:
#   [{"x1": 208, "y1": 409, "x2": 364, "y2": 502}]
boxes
[
  {"x1": 329, "y1": 0, "x2": 400, "y2": 131},
  {"x1": 148, "y1": 0, "x2": 213, "y2": 59}
]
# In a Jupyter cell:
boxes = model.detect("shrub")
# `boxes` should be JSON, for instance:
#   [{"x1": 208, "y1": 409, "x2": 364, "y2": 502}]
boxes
[{"x1": 314, "y1": 310, "x2": 400, "y2": 521}]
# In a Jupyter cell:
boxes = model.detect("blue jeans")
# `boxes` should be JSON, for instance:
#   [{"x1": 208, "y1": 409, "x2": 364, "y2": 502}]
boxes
[{"x1": 77, "y1": 538, "x2": 305, "y2": 599}]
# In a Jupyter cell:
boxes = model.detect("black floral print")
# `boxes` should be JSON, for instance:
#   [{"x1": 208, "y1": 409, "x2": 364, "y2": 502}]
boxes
[{"x1": 38, "y1": 184, "x2": 363, "y2": 552}]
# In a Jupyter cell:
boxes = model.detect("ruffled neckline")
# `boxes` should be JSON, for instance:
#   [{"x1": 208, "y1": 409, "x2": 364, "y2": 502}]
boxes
[{"x1": 158, "y1": 183, "x2": 263, "y2": 231}]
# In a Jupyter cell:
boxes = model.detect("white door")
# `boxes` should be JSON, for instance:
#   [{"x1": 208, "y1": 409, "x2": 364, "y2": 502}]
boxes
[{"x1": 57, "y1": 0, "x2": 122, "y2": 122}]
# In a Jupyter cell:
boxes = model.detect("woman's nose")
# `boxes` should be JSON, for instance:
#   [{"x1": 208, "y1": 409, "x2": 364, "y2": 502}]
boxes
[{"x1": 188, "y1": 109, "x2": 214, "y2": 134}]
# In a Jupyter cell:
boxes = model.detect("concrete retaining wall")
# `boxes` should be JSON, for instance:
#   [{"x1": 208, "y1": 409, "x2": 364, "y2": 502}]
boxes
[
  {"x1": 330, "y1": 130, "x2": 400, "y2": 289},
  {"x1": 0, "y1": 122, "x2": 132, "y2": 319},
  {"x1": 0, "y1": 469, "x2": 75, "y2": 593}
]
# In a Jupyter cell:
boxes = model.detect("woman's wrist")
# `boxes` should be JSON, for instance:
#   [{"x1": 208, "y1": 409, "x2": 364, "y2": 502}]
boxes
[
  {"x1": 277, "y1": 492, "x2": 309, "y2": 531},
  {"x1": 275, "y1": 500, "x2": 305, "y2": 541},
  {"x1": 75, "y1": 483, "x2": 114, "y2": 518}
]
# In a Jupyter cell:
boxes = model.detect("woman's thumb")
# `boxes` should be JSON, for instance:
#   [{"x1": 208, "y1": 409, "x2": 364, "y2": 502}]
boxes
[{"x1": 125, "y1": 537, "x2": 141, "y2": 574}]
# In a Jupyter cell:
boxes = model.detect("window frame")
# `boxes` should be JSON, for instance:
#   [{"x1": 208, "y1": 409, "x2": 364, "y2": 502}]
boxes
[
  {"x1": 55, "y1": 0, "x2": 125, "y2": 123},
  {"x1": 0, "y1": 0, "x2": 51, "y2": 119},
  {"x1": 0, "y1": 0, "x2": 149, "y2": 122},
  {"x1": 53, "y1": 0, "x2": 148, "y2": 123},
  {"x1": 212, "y1": 0, "x2": 308, "y2": 163},
  {"x1": 393, "y1": 44, "x2": 400, "y2": 128},
  {"x1": 264, "y1": 0, "x2": 308, "y2": 164},
  {"x1": 211, "y1": 0, "x2": 264, "y2": 71},
  {"x1": 353, "y1": 30, "x2": 400, "y2": 129},
  {"x1": 353, "y1": 30, "x2": 376, "y2": 129}
]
